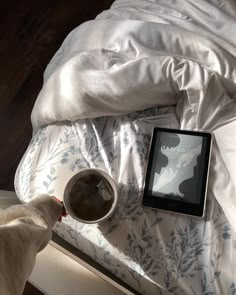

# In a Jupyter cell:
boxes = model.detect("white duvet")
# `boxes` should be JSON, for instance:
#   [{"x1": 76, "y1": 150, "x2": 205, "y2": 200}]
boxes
[{"x1": 16, "y1": 0, "x2": 236, "y2": 294}]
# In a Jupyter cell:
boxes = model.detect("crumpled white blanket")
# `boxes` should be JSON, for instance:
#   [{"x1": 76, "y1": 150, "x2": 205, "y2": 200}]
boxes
[
  {"x1": 0, "y1": 195, "x2": 63, "y2": 295},
  {"x1": 31, "y1": 0, "x2": 236, "y2": 232}
]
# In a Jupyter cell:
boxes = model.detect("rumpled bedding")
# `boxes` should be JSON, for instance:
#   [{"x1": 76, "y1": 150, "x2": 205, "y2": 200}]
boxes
[{"x1": 15, "y1": 0, "x2": 236, "y2": 294}]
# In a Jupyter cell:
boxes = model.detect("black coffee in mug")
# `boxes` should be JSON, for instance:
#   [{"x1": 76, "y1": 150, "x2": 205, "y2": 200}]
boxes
[{"x1": 69, "y1": 174, "x2": 114, "y2": 221}]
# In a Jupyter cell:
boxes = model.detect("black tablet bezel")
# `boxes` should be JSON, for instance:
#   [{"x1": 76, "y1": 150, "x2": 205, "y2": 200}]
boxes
[{"x1": 142, "y1": 127, "x2": 212, "y2": 217}]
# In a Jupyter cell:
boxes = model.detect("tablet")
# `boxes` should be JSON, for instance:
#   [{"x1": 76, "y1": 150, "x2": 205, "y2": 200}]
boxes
[{"x1": 142, "y1": 127, "x2": 212, "y2": 217}]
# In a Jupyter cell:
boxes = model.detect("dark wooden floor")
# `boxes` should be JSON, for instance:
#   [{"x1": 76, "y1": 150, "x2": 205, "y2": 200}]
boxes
[
  {"x1": 0, "y1": 0, "x2": 114, "y2": 294},
  {"x1": 0, "y1": 0, "x2": 114, "y2": 191}
]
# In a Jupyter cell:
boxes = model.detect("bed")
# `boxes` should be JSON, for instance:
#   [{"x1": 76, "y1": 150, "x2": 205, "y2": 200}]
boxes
[{"x1": 15, "y1": 0, "x2": 236, "y2": 294}]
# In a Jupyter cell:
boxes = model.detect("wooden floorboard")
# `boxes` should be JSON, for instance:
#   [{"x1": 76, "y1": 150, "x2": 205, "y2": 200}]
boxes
[
  {"x1": 0, "y1": 1, "x2": 114, "y2": 293},
  {"x1": 23, "y1": 282, "x2": 45, "y2": 295},
  {"x1": 0, "y1": 0, "x2": 114, "y2": 191}
]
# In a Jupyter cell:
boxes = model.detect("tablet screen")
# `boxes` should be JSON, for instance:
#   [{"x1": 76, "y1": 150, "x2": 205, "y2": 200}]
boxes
[{"x1": 142, "y1": 128, "x2": 212, "y2": 217}]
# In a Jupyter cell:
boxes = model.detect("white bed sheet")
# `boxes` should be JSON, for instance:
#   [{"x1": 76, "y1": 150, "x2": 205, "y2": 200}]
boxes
[
  {"x1": 16, "y1": 108, "x2": 236, "y2": 294},
  {"x1": 15, "y1": 0, "x2": 236, "y2": 294}
]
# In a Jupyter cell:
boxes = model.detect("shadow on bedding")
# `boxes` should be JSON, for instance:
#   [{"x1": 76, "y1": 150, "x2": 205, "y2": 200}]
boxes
[
  {"x1": 97, "y1": 182, "x2": 227, "y2": 294},
  {"x1": 97, "y1": 183, "x2": 174, "y2": 292}
]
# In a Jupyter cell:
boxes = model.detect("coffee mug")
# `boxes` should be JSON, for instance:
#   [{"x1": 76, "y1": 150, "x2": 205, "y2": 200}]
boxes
[{"x1": 63, "y1": 168, "x2": 118, "y2": 224}]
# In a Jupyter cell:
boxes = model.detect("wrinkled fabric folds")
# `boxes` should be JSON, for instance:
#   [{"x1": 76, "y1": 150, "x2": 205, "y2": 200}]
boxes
[
  {"x1": 15, "y1": 0, "x2": 236, "y2": 294},
  {"x1": 31, "y1": 2, "x2": 236, "y2": 231}
]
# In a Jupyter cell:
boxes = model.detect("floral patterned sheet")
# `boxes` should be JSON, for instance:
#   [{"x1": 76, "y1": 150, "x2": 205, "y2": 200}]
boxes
[{"x1": 15, "y1": 107, "x2": 236, "y2": 294}]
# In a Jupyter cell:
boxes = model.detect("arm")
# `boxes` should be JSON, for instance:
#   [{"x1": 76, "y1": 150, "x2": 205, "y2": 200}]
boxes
[{"x1": 0, "y1": 194, "x2": 64, "y2": 295}]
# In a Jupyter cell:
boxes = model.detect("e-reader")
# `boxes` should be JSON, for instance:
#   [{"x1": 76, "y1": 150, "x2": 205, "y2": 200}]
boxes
[{"x1": 142, "y1": 127, "x2": 212, "y2": 217}]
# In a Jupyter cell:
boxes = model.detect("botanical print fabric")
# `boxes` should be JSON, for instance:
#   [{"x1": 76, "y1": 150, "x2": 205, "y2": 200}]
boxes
[{"x1": 15, "y1": 107, "x2": 236, "y2": 294}]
